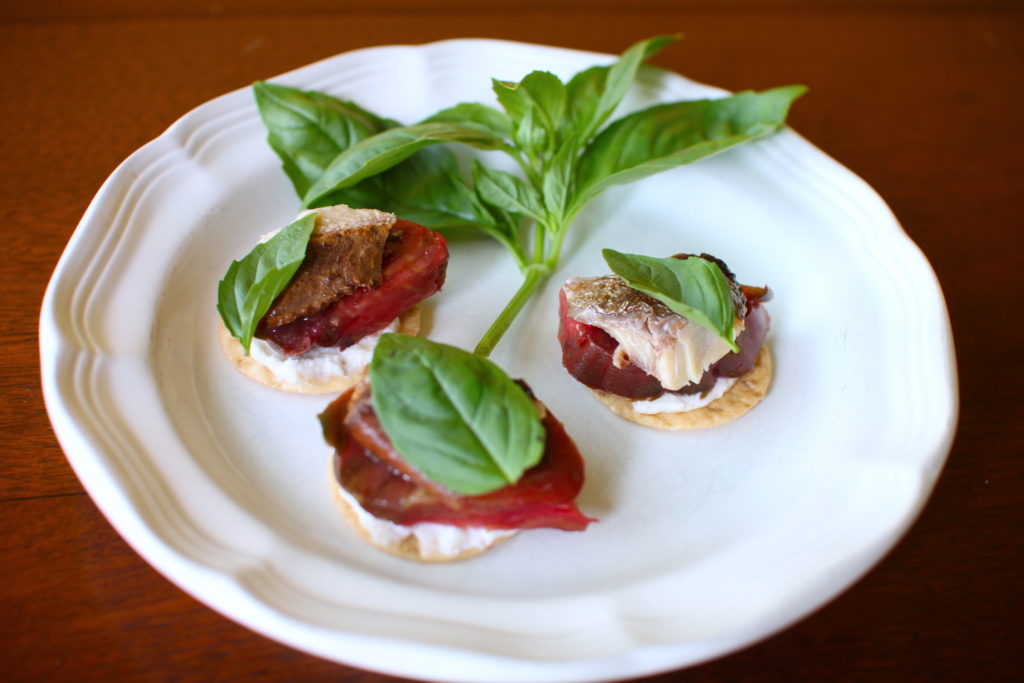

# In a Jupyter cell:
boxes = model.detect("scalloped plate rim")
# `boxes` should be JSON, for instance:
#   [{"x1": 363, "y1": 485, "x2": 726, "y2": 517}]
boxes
[{"x1": 39, "y1": 37, "x2": 958, "y2": 683}]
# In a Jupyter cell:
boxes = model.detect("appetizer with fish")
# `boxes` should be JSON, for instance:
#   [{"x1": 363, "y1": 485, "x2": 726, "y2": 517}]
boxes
[
  {"x1": 217, "y1": 204, "x2": 448, "y2": 393},
  {"x1": 559, "y1": 250, "x2": 771, "y2": 430},
  {"x1": 320, "y1": 335, "x2": 594, "y2": 562}
]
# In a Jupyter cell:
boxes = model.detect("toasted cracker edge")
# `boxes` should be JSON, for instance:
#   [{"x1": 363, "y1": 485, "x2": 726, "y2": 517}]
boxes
[
  {"x1": 590, "y1": 345, "x2": 773, "y2": 430},
  {"x1": 327, "y1": 459, "x2": 516, "y2": 563},
  {"x1": 218, "y1": 308, "x2": 420, "y2": 394}
]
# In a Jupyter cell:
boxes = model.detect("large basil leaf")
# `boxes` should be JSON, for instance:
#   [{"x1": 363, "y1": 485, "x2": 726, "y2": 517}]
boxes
[
  {"x1": 254, "y1": 83, "x2": 501, "y2": 233},
  {"x1": 216, "y1": 213, "x2": 316, "y2": 354},
  {"x1": 603, "y1": 248, "x2": 740, "y2": 351},
  {"x1": 573, "y1": 85, "x2": 807, "y2": 211},
  {"x1": 333, "y1": 146, "x2": 497, "y2": 229},
  {"x1": 370, "y1": 334, "x2": 546, "y2": 496},
  {"x1": 252, "y1": 82, "x2": 391, "y2": 197},
  {"x1": 423, "y1": 102, "x2": 512, "y2": 141},
  {"x1": 385, "y1": 162, "x2": 497, "y2": 233},
  {"x1": 303, "y1": 121, "x2": 508, "y2": 207},
  {"x1": 569, "y1": 34, "x2": 679, "y2": 144}
]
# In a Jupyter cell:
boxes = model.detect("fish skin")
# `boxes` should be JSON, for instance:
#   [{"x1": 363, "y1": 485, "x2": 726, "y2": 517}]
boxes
[{"x1": 562, "y1": 275, "x2": 736, "y2": 390}]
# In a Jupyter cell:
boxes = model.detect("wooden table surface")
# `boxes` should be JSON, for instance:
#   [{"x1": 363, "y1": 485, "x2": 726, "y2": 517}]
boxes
[{"x1": 4, "y1": 1, "x2": 1021, "y2": 681}]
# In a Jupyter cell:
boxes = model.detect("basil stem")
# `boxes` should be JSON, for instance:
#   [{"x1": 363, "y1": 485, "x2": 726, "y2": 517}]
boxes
[{"x1": 473, "y1": 262, "x2": 551, "y2": 357}]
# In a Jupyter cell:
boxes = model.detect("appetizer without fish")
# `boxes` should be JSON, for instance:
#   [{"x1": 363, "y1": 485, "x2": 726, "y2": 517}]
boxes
[
  {"x1": 559, "y1": 250, "x2": 771, "y2": 429},
  {"x1": 217, "y1": 204, "x2": 448, "y2": 393},
  {"x1": 320, "y1": 335, "x2": 594, "y2": 562}
]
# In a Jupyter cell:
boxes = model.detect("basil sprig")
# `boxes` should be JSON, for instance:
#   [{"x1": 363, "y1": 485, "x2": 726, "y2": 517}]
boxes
[
  {"x1": 370, "y1": 334, "x2": 545, "y2": 496},
  {"x1": 253, "y1": 82, "x2": 500, "y2": 233},
  {"x1": 216, "y1": 213, "x2": 316, "y2": 354},
  {"x1": 254, "y1": 36, "x2": 804, "y2": 356},
  {"x1": 603, "y1": 249, "x2": 740, "y2": 351}
]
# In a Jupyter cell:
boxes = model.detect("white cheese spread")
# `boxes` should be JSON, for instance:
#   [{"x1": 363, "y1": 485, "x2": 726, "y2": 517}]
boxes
[
  {"x1": 631, "y1": 375, "x2": 738, "y2": 414},
  {"x1": 250, "y1": 319, "x2": 398, "y2": 385},
  {"x1": 334, "y1": 484, "x2": 516, "y2": 560}
]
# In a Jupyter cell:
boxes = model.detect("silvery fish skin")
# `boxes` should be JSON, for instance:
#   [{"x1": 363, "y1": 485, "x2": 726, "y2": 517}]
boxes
[{"x1": 561, "y1": 275, "x2": 739, "y2": 391}]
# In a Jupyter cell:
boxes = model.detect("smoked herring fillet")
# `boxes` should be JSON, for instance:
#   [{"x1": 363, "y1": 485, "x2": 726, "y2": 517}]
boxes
[{"x1": 558, "y1": 282, "x2": 769, "y2": 399}]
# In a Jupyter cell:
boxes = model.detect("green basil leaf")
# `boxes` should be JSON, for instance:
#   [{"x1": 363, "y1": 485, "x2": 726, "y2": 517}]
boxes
[
  {"x1": 252, "y1": 82, "x2": 392, "y2": 197},
  {"x1": 423, "y1": 102, "x2": 512, "y2": 141},
  {"x1": 541, "y1": 144, "x2": 576, "y2": 223},
  {"x1": 472, "y1": 161, "x2": 546, "y2": 222},
  {"x1": 511, "y1": 106, "x2": 549, "y2": 161},
  {"x1": 563, "y1": 65, "x2": 606, "y2": 143},
  {"x1": 370, "y1": 334, "x2": 546, "y2": 496},
  {"x1": 574, "y1": 85, "x2": 807, "y2": 211},
  {"x1": 493, "y1": 71, "x2": 567, "y2": 156},
  {"x1": 216, "y1": 213, "x2": 316, "y2": 354},
  {"x1": 602, "y1": 248, "x2": 740, "y2": 351},
  {"x1": 572, "y1": 34, "x2": 679, "y2": 143},
  {"x1": 313, "y1": 145, "x2": 513, "y2": 250},
  {"x1": 303, "y1": 121, "x2": 507, "y2": 207}
]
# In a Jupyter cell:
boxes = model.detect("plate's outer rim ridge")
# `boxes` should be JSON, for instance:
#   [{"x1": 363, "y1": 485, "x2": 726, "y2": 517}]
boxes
[{"x1": 39, "y1": 38, "x2": 958, "y2": 683}]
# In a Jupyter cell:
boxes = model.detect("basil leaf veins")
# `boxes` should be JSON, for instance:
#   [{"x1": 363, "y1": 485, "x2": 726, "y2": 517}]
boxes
[
  {"x1": 216, "y1": 213, "x2": 316, "y2": 355},
  {"x1": 603, "y1": 248, "x2": 740, "y2": 352},
  {"x1": 252, "y1": 81, "x2": 393, "y2": 198},
  {"x1": 370, "y1": 334, "x2": 546, "y2": 496}
]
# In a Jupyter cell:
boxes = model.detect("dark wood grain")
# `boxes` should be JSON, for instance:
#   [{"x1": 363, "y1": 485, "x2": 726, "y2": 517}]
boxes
[{"x1": 3, "y1": 3, "x2": 1021, "y2": 681}]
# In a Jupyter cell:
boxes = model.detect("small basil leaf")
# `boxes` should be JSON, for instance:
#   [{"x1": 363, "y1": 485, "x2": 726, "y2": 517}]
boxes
[
  {"x1": 541, "y1": 144, "x2": 576, "y2": 223},
  {"x1": 370, "y1": 334, "x2": 546, "y2": 496},
  {"x1": 303, "y1": 121, "x2": 507, "y2": 207},
  {"x1": 472, "y1": 161, "x2": 546, "y2": 222},
  {"x1": 574, "y1": 85, "x2": 807, "y2": 211},
  {"x1": 511, "y1": 107, "x2": 549, "y2": 161},
  {"x1": 493, "y1": 71, "x2": 567, "y2": 156},
  {"x1": 216, "y1": 213, "x2": 316, "y2": 355},
  {"x1": 602, "y1": 248, "x2": 740, "y2": 351},
  {"x1": 471, "y1": 188, "x2": 527, "y2": 259},
  {"x1": 252, "y1": 82, "x2": 391, "y2": 197}
]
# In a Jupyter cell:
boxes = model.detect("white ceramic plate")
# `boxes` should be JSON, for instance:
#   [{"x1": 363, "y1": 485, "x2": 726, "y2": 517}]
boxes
[{"x1": 40, "y1": 39, "x2": 957, "y2": 682}]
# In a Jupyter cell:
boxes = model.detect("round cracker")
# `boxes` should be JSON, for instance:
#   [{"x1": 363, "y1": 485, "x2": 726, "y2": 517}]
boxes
[
  {"x1": 218, "y1": 308, "x2": 420, "y2": 394},
  {"x1": 590, "y1": 345, "x2": 772, "y2": 430},
  {"x1": 328, "y1": 460, "x2": 516, "y2": 563}
]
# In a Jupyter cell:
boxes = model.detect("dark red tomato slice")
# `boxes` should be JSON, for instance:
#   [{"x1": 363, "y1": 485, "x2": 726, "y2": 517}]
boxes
[
  {"x1": 710, "y1": 303, "x2": 769, "y2": 377},
  {"x1": 258, "y1": 219, "x2": 448, "y2": 355},
  {"x1": 557, "y1": 289, "x2": 664, "y2": 399},
  {"x1": 558, "y1": 286, "x2": 769, "y2": 399},
  {"x1": 320, "y1": 387, "x2": 595, "y2": 531}
]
